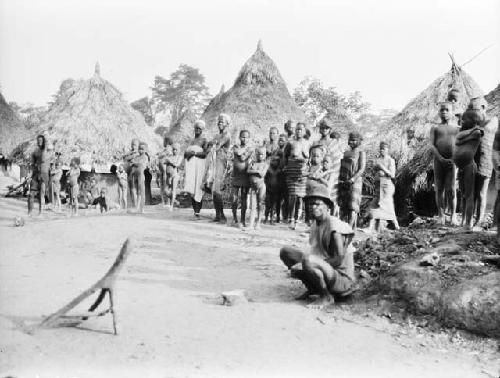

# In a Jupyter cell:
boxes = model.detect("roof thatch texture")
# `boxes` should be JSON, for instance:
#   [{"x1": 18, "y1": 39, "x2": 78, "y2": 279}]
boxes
[
  {"x1": 202, "y1": 40, "x2": 305, "y2": 141},
  {"x1": 13, "y1": 64, "x2": 161, "y2": 166},
  {"x1": 485, "y1": 83, "x2": 500, "y2": 119},
  {"x1": 392, "y1": 61, "x2": 483, "y2": 216},
  {"x1": 0, "y1": 92, "x2": 29, "y2": 156}
]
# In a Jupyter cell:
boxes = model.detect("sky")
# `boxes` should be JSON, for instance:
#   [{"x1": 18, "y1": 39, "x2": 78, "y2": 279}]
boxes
[{"x1": 0, "y1": 0, "x2": 499, "y2": 112}]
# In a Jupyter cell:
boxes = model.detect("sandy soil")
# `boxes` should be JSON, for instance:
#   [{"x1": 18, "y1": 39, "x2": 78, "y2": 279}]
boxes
[{"x1": 0, "y1": 193, "x2": 499, "y2": 378}]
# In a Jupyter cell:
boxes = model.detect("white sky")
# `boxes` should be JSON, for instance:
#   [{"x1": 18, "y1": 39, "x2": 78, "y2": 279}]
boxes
[{"x1": 0, "y1": 0, "x2": 499, "y2": 112}]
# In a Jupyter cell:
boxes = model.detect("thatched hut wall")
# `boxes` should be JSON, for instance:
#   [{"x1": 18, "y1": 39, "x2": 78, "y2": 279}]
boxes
[
  {"x1": 485, "y1": 83, "x2": 500, "y2": 121},
  {"x1": 0, "y1": 92, "x2": 29, "y2": 156},
  {"x1": 202, "y1": 41, "x2": 305, "y2": 142},
  {"x1": 12, "y1": 64, "x2": 161, "y2": 168}
]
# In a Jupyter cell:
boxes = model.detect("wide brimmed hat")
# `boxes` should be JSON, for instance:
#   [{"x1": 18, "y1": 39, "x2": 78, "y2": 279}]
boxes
[{"x1": 304, "y1": 184, "x2": 334, "y2": 208}]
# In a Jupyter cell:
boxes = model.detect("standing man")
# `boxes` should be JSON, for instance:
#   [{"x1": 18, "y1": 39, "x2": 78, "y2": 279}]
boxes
[
  {"x1": 28, "y1": 135, "x2": 50, "y2": 216},
  {"x1": 279, "y1": 185, "x2": 355, "y2": 309},
  {"x1": 430, "y1": 102, "x2": 459, "y2": 225},
  {"x1": 470, "y1": 97, "x2": 498, "y2": 228}
]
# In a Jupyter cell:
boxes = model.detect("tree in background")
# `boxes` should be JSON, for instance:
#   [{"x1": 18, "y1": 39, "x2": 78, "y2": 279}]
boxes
[
  {"x1": 293, "y1": 76, "x2": 370, "y2": 126},
  {"x1": 131, "y1": 97, "x2": 154, "y2": 126},
  {"x1": 151, "y1": 64, "x2": 211, "y2": 128},
  {"x1": 9, "y1": 102, "x2": 47, "y2": 129}
]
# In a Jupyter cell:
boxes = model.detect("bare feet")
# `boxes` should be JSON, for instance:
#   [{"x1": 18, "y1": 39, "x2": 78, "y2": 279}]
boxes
[
  {"x1": 450, "y1": 215, "x2": 459, "y2": 226},
  {"x1": 294, "y1": 290, "x2": 312, "y2": 301},
  {"x1": 306, "y1": 295, "x2": 335, "y2": 310},
  {"x1": 438, "y1": 214, "x2": 446, "y2": 225}
]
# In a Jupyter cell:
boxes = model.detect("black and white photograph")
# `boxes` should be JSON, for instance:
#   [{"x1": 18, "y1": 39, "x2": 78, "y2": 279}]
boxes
[{"x1": 0, "y1": 0, "x2": 499, "y2": 377}]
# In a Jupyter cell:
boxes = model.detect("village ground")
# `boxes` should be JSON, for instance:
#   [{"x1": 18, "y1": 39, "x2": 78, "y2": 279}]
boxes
[{"x1": 0, "y1": 186, "x2": 499, "y2": 377}]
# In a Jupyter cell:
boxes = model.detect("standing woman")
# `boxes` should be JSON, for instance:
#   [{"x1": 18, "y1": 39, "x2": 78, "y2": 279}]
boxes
[
  {"x1": 284, "y1": 122, "x2": 310, "y2": 230},
  {"x1": 184, "y1": 120, "x2": 209, "y2": 219},
  {"x1": 366, "y1": 142, "x2": 399, "y2": 232},
  {"x1": 338, "y1": 132, "x2": 366, "y2": 228}
]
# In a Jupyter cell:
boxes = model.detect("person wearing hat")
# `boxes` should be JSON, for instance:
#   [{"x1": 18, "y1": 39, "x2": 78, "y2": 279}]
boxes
[{"x1": 279, "y1": 185, "x2": 356, "y2": 309}]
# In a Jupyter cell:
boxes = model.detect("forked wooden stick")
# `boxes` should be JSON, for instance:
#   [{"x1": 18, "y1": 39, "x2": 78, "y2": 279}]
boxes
[{"x1": 38, "y1": 238, "x2": 133, "y2": 335}]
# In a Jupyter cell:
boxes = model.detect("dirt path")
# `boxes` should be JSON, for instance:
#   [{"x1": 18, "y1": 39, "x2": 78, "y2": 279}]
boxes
[{"x1": 0, "y1": 197, "x2": 498, "y2": 378}]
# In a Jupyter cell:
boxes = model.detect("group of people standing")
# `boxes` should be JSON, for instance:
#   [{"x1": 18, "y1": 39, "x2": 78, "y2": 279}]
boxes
[
  {"x1": 431, "y1": 91, "x2": 499, "y2": 238},
  {"x1": 180, "y1": 113, "x2": 400, "y2": 232}
]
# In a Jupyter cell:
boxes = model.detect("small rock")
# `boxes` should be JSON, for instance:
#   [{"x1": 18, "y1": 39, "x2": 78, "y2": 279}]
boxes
[
  {"x1": 221, "y1": 290, "x2": 248, "y2": 306},
  {"x1": 420, "y1": 252, "x2": 440, "y2": 267},
  {"x1": 433, "y1": 242, "x2": 462, "y2": 255},
  {"x1": 451, "y1": 254, "x2": 471, "y2": 263},
  {"x1": 14, "y1": 216, "x2": 25, "y2": 227},
  {"x1": 359, "y1": 269, "x2": 370, "y2": 279}
]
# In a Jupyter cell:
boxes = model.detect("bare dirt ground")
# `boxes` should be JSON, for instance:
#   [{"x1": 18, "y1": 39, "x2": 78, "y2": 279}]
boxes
[{"x1": 0, "y1": 192, "x2": 499, "y2": 377}]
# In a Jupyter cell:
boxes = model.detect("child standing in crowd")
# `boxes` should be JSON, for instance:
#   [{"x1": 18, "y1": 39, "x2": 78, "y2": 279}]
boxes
[
  {"x1": 247, "y1": 147, "x2": 268, "y2": 230},
  {"x1": 264, "y1": 156, "x2": 284, "y2": 224},
  {"x1": 338, "y1": 132, "x2": 366, "y2": 228},
  {"x1": 67, "y1": 158, "x2": 80, "y2": 216},
  {"x1": 230, "y1": 130, "x2": 253, "y2": 228},
  {"x1": 305, "y1": 145, "x2": 325, "y2": 225},
  {"x1": 366, "y1": 142, "x2": 399, "y2": 233},
  {"x1": 265, "y1": 127, "x2": 280, "y2": 159},
  {"x1": 130, "y1": 142, "x2": 149, "y2": 214},
  {"x1": 165, "y1": 143, "x2": 182, "y2": 210},
  {"x1": 158, "y1": 142, "x2": 173, "y2": 207},
  {"x1": 116, "y1": 164, "x2": 128, "y2": 210},
  {"x1": 50, "y1": 161, "x2": 63, "y2": 211}
]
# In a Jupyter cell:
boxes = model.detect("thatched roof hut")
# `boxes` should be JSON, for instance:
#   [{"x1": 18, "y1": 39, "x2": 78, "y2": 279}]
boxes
[
  {"x1": 13, "y1": 63, "x2": 161, "y2": 167},
  {"x1": 485, "y1": 83, "x2": 500, "y2": 120},
  {"x1": 0, "y1": 92, "x2": 28, "y2": 156},
  {"x1": 202, "y1": 40, "x2": 305, "y2": 140},
  {"x1": 391, "y1": 59, "x2": 483, "y2": 217}
]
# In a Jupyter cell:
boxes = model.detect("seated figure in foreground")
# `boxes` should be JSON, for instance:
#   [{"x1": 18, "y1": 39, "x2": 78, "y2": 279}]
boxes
[{"x1": 279, "y1": 185, "x2": 356, "y2": 309}]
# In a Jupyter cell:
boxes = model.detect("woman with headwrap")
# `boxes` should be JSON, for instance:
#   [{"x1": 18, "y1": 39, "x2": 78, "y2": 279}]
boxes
[
  {"x1": 366, "y1": 142, "x2": 399, "y2": 232},
  {"x1": 184, "y1": 120, "x2": 209, "y2": 219},
  {"x1": 338, "y1": 132, "x2": 366, "y2": 228}
]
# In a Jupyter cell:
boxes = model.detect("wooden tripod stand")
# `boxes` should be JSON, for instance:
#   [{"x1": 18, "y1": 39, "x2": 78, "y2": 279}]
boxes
[{"x1": 38, "y1": 238, "x2": 132, "y2": 335}]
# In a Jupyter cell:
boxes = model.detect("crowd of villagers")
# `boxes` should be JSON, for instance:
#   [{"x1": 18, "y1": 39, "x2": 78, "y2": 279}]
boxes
[{"x1": 26, "y1": 89, "x2": 499, "y2": 308}]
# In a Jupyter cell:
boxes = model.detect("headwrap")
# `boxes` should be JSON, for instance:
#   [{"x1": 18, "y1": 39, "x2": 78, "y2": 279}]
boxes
[
  {"x1": 348, "y1": 131, "x2": 363, "y2": 141},
  {"x1": 318, "y1": 118, "x2": 332, "y2": 129},
  {"x1": 194, "y1": 120, "x2": 206, "y2": 130},
  {"x1": 379, "y1": 141, "x2": 389, "y2": 149},
  {"x1": 218, "y1": 113, "x2": 231, "y2": 125}
]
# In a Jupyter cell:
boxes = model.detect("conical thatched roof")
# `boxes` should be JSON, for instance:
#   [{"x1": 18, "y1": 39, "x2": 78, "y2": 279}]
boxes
[
  {"x1": 0, "y1": 92, "x2": 28, "y2": 156},
  {"x1": 485, "y1": 83, "x2": 500, "y2": 119},
  {"x1": 202, "y1": 40, "x2": 305, "y2": 140},
  {"x1": 392, "y1": 60, "x2": 483, "y2": 217},
  {"x1": 388, "y1": 60, "x2": 483, "y2": 147},
  {"x1": 13, "y1": 63, "x2": 161, "y2": 166}
]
